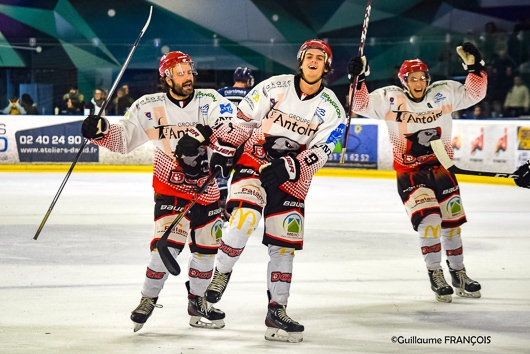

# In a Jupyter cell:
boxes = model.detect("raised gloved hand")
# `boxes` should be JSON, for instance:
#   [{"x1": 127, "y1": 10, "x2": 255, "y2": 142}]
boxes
[
  {"x1": 81, "y1": 115, "x2": 109, "y2": 140},
  {"x1": 178, "y1": 147, "x2": 209, "y2": 179},
  {"x1": 174, "y1": 124, "x2": 213, "y2": 158},
  {"x1": 514, "y1": 160, "x2": 530, "y2": 188},
  {"x1": 259, "y1": 156, "x2": 300, "y2": 190},
  {"x1": 347, "y1": 56, "x2": 370, "y2": 89},
  {"x1": 210, "y1": 139, "x2": 237, "y2": 178},
  {"x1": 456, "y1": 42, "x2": 485, "y2": 74}
]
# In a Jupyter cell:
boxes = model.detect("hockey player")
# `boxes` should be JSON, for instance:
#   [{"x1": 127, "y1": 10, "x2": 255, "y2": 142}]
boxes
[
  {"x1": 205, "y1": 39, "x2": 346, "y2": 342},
  {"x1": 216, "y1": 67, "x2": 255, "y2": 224},
  {"x1": 514, "y1": 160, "x2": 530, "y2": 188},
  {"x1": 348, "y1": 42, "x2": 486, "y2": 303},
  {"x1": 81, "y1": 51, "x2": 236, "y2": 332}
]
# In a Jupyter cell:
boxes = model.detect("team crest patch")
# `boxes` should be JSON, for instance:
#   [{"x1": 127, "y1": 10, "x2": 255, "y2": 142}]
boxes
[{"x1": 254, "y1": 145, "x2": 266, "y2": 158}]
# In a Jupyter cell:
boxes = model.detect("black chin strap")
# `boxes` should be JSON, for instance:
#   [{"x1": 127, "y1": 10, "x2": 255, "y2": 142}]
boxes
[{"x1": 300, "y1": 72, "x2": 323, "y2": 86}]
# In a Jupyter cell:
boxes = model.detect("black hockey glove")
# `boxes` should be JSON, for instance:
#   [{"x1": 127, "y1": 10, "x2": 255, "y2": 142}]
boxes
[
  {"x1": 456, "y1": 42, "x2": 485, "y2": 75},
  {"x1": 259, "y1": 156, "x2": 300, "y2": 190},
  {"x1": 177, "y1": 147, "x2": 209, "y2": 179},
  {"x1": 210, "y1": 139, "x2": 237, "y2": 178},
  {"x1": 174, "y1": 124, "x2": 213, "y2": 158},
  {"x1": 81, "y1": 115, "x2": 109, "y2": 140},
  {"x1": 347, "y1": 56, "x2": 370, "y2": 90},
  {"x1": 514, "y1": 160, "x2": 530, "y2": 188}
]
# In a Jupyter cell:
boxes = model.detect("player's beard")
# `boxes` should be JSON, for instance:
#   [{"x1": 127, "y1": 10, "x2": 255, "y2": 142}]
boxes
[{"x1": 170, "y1": 78, "x2": 194, "y2": 98}]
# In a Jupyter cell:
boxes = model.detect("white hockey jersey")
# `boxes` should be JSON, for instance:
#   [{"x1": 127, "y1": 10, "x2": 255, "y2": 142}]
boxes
[
  {"x1": 233, "y1": 74, "x2": 346, "y2": 199},
  {"x1": 90, "y1": 89, "x2": 235, "y2": 204},
  {"x1": 352, "y1": 73, "x2": 487, "y2": 172}
]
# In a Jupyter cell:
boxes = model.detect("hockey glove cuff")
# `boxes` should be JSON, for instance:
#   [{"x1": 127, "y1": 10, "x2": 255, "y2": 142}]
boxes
[
  {"x1": 210, "y1": 139, "x2": 237, "y2": 178},
  {"x1": 348, "y1": 56, "x2": 370, "y2": 90},
  {"x1": 259, "y1": 156, "x2": 300, "y2": 190},
  {"x1": 514, "y1": 160, "x2": 530, "y2": 188},
  {"x1": 81, "y1": 115, "x2": 109, "y2": 140},
  {"x1": 174, "y1": 124, "x2": 213, "y2": 158},
  {"x1": 456, "y1": 42, "x2": 485, "y2": 75}
]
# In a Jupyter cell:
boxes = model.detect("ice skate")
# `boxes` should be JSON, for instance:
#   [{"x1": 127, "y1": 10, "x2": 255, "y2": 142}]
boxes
[
  {"x1": 205, "y1": 268, "x2": 231, "y2": 303},
  {"x1": 130, "y1": 297, "x2": 162, "y2": 332},
  {"x1": 264, "y1": 302, "x2": 304, "y2": 343},
  {"x1": 428, "y1": 269, "x2": 454, "y2": 303},
  {"x1": 446, "y1": 260, "x2": 481, "y2": 298},
  {"x1": 186, "y1": 281, "x2": 225, "y2": 329}
]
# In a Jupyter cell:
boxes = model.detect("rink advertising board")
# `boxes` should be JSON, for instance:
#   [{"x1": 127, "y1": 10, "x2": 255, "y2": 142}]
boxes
[{"x1": 328, "y1": 122, "x2": 379, "y2": 169}]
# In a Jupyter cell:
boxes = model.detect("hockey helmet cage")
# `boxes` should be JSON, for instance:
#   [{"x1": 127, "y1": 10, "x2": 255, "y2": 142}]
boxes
[
  {"x1": 159, "y1": 51, "x2": 197, "y2": 78},
  {"x1": 297, "y1": 39, "x2": 333, "y2": 67},
  {"x1": 398, "y1": 59, "x2": 430, "y2": 88},
  {"x1": 233, "y1": 67, "x2": 254, "y2": 86}
]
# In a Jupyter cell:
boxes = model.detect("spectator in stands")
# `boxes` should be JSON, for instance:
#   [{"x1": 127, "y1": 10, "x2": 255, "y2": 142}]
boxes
[
  {"x1": 85, "y1": 88, "x2": 107, "y2": 115},
  {"x1": 2, "y1": 96, "x2": 26, "y2": 115},
  {"x1": 503, "y1": 75, "x2": 530, "y2": 117},
  {"x1": 63, "y1": 86, "x2": 84, "y2": 112},
  {"x1": 61, "y1": 98, "x2": 82, "y2": 115},
  {"x1": 111, "y1": 86, "x2": 133, "y2": 115},
  {"x1": 471, "y1": 105, "x2": 486, "y2": 118},
  {"x1": 20, "y1": 93, "x2": 39, "y2": 115}
]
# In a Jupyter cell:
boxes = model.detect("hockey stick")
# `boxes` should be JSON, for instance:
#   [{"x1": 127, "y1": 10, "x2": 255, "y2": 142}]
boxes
[
  {"x1": 340, "y1": 0, "x2": 372, "y2": 164},
  {"x1": 157, "y1": 169, "x2": 221, "y2": 276},
  {"x1": 33, "y1": 6, "x2": 153, "y2": 240},
  {"x1": 430, "y1": 139, "x2": 519, "y2": 179}
]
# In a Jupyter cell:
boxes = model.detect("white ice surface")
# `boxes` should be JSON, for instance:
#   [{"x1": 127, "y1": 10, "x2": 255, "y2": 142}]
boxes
[{"x1": 1, "y1": 172, "x2": 529, "y2": 353}]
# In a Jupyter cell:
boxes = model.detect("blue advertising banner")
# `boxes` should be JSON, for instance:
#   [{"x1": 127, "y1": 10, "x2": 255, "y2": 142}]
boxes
[
  {"x1": 328, "y1": 123, "x2": 378, "y2": 169},
  {"x1": 15, "y1": 122, "x2": 99, "y2": 162}
]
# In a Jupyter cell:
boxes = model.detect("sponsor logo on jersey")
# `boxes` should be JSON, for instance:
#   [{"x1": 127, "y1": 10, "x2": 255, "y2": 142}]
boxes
[
  {"x1": 237, "y1": 110, "x2": 253, "y2": 122},
  {"x1": 200, "y1": 104, "x2": 209, "y2": 116},
  {"x1": 283, "y1": 201, "x2": 305, "y2": 208},
  {"x1": 442, "y1": 185, "x2": 459, "y2": 195},
  {"x1": 253, "y1": 146, "x2": 266, "y2": 158},
  {"x1": 421, "y1": 243, "x2": 441, "y2": 255},
  {"x1": 282, "y1": 213, "x2": 302, "y2": 237},
  {"x1": 238, "y1": 184, "x2": 265, "y2": 204},
  {"x1": 320, "y1": 92, "x2": 342, "y2": 119},
  {"x1": 402, "y1": 184, "x2": 426, "y2": 193},
  {"x1": 268, "y1": 109, "x2": 318, "y2": 137},
  {"x1": 160, "y1": 204, "x2": 185, "y2": 212},
  {"x1": 270, "y1": 271, "x2": 292, "y2": 283},
  {"x1": 396, "y1": 109, "x2": 443, "y2": 124},
  {"x1": 145, "y1": 112, "x2": 152, "y2": 120},
  {"x1": 413, "y1": 193, "x2": 437, "y2": 207},
  {"x1": 220, "y1": 103, "x2": 233, "y2": 114},
  {"x1": 264, "y1": 80, "x2": 290, "y2": 93},
  {"x1": 446, "y1": 246, "x2": 463, "y2": 256},
  {"x1": 314, "y1": 107, "x2": 326, "y2": 123},
  {"x1": 162, "y1": 220, "x2": 188, "y2": 237},
  {"x1": 250, "y1": 90, "x2": 260, "y2": 102},
  {"x1": 136, "y1": 94, "x2": 165, "y2": 108},
  {"x1": 231, "y1": 208, "x2": 258, "y2": 234},
  {"x1": 189, "y1": 268, "x2": 213, "y2": 279},
  {"x1": 325, "y1": 123, "x2": 345, "y2": 145},
  {"x1": 208, "y1": 208, "x2": 223, "y2": 216},
  {"x1": 196, "y1": 91, "x2": 217, "y2": 102},
  {"x1": 433, "y1": 93, "x2": 446, "y2": 103}
]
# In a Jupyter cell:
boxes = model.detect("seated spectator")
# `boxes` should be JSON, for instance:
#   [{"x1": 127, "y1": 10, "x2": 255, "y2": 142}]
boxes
[
  {"x1": 2, "y1": 96, "x2": 26, "y2": 115},
  {"x1": 62, "y1": 86, "x2": 84, "y2": 112},
  {"x1": 85, "y1": 88, "x2": 107, "y2": 115},
  {"x1": 20, "y1": 93, "x2": 39, "y2": 115},
  {"x1": 110, "y1": 87, "x2": 132, "y2": 115},
  {"x1": 503, "y1": 76, "x2": 530, "y2": 117},
  {"x1": 61, "y1": 98, "x2": 82, "y2": 115},
  {"x1": 471, "y1": 105, "x2": 486, "y2": 118}
]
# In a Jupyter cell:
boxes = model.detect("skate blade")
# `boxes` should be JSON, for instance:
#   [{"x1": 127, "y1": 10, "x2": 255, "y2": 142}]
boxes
[
  {"x1": 133, "y1": 322, "x2": 144, "y2": 332},
  {"x1": 456, "y1": 289, "x2": 481, "y2": 298},
  {"x1": 265, "y1": 327, "x2": 303, "y2": 343},
  {"x1": 189, "y1": 316, "x2": 225, "y2": 329},
  {"x1": 435, "y1": 293, "x2": 452, "y2": 303}
]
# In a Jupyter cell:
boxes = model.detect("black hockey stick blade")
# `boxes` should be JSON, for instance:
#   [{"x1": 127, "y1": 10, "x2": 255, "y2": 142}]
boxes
[
  {"x1": 157, "y1": 169, "x2": 221, "y2": 276},
  {"x1": 430, "y1": 139, "x2": 519, "y2": 179},
  {"x1": 33, "y1": 6, "x2": 153, "y2": 241}
]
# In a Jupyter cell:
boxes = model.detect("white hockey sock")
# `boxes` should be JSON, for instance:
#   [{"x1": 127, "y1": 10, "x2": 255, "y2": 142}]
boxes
[
  {"x1": 267, "y1": 245, "x2": 294, "y2": 305},
  {"x1": 442, "y1": 227, "x2": 464, "y2": 270},
  {"x1": 141, "y1": 248, "x2": 179, "y2": 298},
  {"x1": 417, "y1": 214, "x2": 443, "y2": 270},
  {"x1": 188, "y1": 253, "x2": 215, "y2": 296},
  {"x1": 216, "y1": 207, "x2": 261, "y2": 274}
]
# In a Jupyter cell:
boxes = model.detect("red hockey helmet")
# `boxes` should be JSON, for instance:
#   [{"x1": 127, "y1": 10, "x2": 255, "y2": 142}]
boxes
[
  {"x1": 297, "y1": 39, "x2": 333, "y2": 67},
  {"x1": 398, "y1": 59, "x2": 430, "y2": 87},
  {"x1": 159, "y1": 51, "x2": 196, "y2": 78}
]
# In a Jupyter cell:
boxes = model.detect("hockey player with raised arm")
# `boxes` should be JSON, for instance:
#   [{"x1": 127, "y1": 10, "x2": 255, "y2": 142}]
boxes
[
  {"x1": 81, "y1": 51, "x2": 236, "y2": 332},
  {"x1": 216, "y1": 67, "x2": 255, "y2": 223},
  {"x1": 204, "y1": 39, "x2": 346, "y2": 343},
  {"x1": 348, "y1": 43, "x2": 487, "y2": 303}
]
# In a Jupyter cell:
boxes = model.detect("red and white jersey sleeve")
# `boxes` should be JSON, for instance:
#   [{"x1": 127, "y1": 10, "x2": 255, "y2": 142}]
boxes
[
  {"x1": 89, "y1": 90, "x2": 235, "y2": 203},
  {"x1": 236, "y1": 74, "x2": 347, "y2": 199},
  {"x1": 352, "y1": 72, "x2": 487, "y2": 172}
]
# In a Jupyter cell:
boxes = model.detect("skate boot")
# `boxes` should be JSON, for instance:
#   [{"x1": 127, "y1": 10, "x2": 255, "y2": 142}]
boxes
[
  {"x1": 446, "y1": 260, "x2": 481, "y2": 298},
  {"x1": 428, "y1": 269, "x2": 454, "y2": 303},
  {"x1": 130, "y1": 297, "x2": 162, "y2": 332},
  {"x1": 205, "y1": 268, "x2": 231, "y2": 303},
  {"x1": 186, "y1": 281, "x2": 225, "y2": 329},
  {"x1": 264, "y1": 302, "x2": 304, "y2": 343}
]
